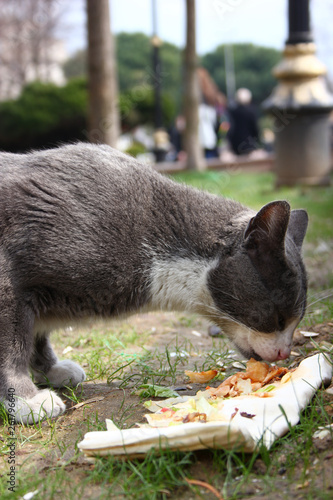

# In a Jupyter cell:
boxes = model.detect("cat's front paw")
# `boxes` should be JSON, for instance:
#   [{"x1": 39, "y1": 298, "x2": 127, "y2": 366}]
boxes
[
  {"x1": 6, "y1": 389, "x2": 66, "y2": 424},
  {"x1": 34, "y1": 360, "x2": 86, "y2": 388}
]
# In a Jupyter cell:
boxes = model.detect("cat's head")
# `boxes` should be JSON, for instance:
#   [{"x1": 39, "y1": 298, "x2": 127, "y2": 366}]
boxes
[{"x1": 208, "y1": 201, "x2": 308, "y2": 362}]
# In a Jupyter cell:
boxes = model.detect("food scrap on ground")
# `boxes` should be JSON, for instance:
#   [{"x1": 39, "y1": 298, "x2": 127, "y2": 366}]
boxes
[
  {"x1": 206, "y1": 358, "x2": 289, "y2": 399},
  {"x1": 184, "y1": 369, "x2": 218, "y2": 383},
  {"x1": 135, "y1": 384, "x2": 180, "y2": 399}
]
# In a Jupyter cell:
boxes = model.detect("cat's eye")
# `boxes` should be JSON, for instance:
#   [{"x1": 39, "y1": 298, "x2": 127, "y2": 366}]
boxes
[{"x1": 278, "y1": 316, "x2": 285, "y2": 331}]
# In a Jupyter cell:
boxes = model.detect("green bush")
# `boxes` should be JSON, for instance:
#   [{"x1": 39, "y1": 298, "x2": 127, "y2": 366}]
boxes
[
  {"x1": 0, "y1": 77, "x2": 175, "y2": 153},
  {"x1": 0, "y1": 78, "x2": 88, "y2": 152}
]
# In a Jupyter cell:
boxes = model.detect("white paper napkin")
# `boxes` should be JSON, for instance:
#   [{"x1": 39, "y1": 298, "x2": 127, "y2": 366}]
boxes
[{"x1": 78, "y1": 353, "x2": 332, "y2": 457}]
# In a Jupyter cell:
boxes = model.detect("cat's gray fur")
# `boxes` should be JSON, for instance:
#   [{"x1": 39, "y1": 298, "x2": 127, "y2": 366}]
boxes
[{"x1": 0, "y1": 143, "x2": 308, "y2": 423}]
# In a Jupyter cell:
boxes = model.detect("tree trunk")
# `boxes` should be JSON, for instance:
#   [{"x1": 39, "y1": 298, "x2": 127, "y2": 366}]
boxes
[
  {"x1": 86, "y1": 0, "x2": 120, "y2": 147},
  {"x1": 183, "y1": 0, "x2": 205, "y2": 171}
]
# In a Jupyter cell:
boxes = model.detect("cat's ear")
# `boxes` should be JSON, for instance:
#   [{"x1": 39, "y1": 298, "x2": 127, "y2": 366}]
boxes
[
  {"x1": 287, "y1": 209, "x2": 308, "y2": 250},
  {"x1": 244, "y1": 201, "x2": 290, "y2": 253}
]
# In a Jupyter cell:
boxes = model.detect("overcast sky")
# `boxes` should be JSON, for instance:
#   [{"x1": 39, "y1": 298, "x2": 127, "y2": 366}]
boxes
[{"x1": 60, "y1": 0, "x2": 333, "y2": 79}]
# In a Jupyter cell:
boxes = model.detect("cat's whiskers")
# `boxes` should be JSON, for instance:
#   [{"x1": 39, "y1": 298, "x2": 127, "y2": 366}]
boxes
[
  {"x1": 194, "y1": 300, "x2": 250, "y2": 333},
  {"x1": 204, "y1": 283, "x2": 241, "y2": 302},
  {"x1": 293, "y1": 287, "x2": 307, "y2": 317},
  {"x1": 305, "y1": 288, "x2": 333, "y2": 310}
]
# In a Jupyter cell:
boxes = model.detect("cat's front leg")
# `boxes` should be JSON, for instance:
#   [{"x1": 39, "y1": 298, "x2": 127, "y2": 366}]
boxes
[
  {"x1": 31, "y1": 334, "x2": 86, "y2": 388},
  {"x1": 1, "y1": 342, "x2": 66, "y2": 425},
  {"x1": 0, "y1": 283, "x2": 66, "y2": 424},
  {"x1": 4, "y1": 385, "x2": 66, "y2": 425}
]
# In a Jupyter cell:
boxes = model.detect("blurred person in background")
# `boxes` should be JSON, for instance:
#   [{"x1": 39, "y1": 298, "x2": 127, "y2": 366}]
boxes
[
  {"x1": 198, "y1": 99, "x2": 219, "y2": 158},
  {"x1": 227, "y1": 88, "x2": 260, "y2": 155},
  {"x1": 197, "y1": 68, "x2": 226, "y2": 159}
]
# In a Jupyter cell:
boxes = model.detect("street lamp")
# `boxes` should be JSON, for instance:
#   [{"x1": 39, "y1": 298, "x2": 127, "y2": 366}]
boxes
[{"x1": 263, "y1": 0, "x2": 333, "y2": 186}]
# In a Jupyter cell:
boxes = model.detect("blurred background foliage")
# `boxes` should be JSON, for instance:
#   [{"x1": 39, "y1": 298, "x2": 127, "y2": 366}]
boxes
[
  {"x1": 201, "y1": 44, "x2": 281, "y2": 104},
  {"x1": 0, "y1": 32, "x2": 280, "y2": 152},
  {"x1": 0, "y1": 78, "x2": 87, "y2": 152}
]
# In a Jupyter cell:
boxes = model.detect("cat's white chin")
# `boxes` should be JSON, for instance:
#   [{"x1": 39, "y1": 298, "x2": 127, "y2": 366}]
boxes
[{"x1": 232, "y1": 319, "x2": 299, "y2": 362}]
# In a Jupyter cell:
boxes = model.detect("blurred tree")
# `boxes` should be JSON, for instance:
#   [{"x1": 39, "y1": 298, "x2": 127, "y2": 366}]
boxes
[
  {"x1": 63, "y1": 33, "x2": 182, "y2": 110},
  {"x1": 63, "y1": 49, "x2": 86, "y2": 80},
  {"x1": 64, "y1": 37, "x2": 279, "y2": 111},
  {"x1": 116, "y1": 33, "x2": 151, "y2": 91},
  {"x1": 201, "y1": 44, "x2": 281, "y2": 104},
  {"x1": 86, "y1": 0, "x2": 119, "y2": 146},
  {"x1": 0, "y1": 0, "x2": 65, "y2": 100},
  {"x1": 183, "y1": 0, "x2": 205, "y2": 171}
]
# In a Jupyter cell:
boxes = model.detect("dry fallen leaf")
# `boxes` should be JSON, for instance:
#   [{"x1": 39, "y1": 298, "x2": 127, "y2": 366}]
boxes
[
  {"x1": 68, "y1": 396, "x2": 105, "y2": 411},
  {"x1": 296, "y1": 480, "x2": 309, "y2": 490},
  {"x1": 185, "y1": 369, "x2": 218, "y2": 383}
]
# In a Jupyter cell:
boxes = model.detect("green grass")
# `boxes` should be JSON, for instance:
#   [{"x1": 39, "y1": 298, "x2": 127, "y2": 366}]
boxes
[
  {"x1": 170, "y1": 170, "x2": 333, "y2": 242},
  {"x1": 1, "y1": 336, "x2": 332, "y2": 499},
  {"x1": 87, "y1": 449, "x2": 192, "y2": 499}
]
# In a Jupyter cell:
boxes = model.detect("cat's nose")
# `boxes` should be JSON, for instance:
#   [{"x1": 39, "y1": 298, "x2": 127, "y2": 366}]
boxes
[{"x1": 276, "y1": 348, "x2": 290, "y2": 360}]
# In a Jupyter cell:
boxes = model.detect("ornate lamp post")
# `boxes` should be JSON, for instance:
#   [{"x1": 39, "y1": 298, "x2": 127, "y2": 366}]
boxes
[{"x1": 263, "y1": 0, "x2": 333, "y2": 186}]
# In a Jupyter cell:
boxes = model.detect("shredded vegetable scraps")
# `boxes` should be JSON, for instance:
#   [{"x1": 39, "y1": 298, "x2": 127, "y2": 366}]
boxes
[
  {"x1": 143, "y1": 359, "x2": 292, "y2": 427},
  {"x1": 207, "y1": 358, "x2": 290, "y2": 398}
]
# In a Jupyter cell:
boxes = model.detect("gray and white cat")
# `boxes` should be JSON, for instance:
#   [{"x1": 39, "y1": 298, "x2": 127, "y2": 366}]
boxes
[{"x1": 0, "y1": 143, "x2": 308, "y2": 424}]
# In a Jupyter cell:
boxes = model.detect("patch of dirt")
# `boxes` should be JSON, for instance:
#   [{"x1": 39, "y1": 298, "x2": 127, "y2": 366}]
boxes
[{"x1": 53, "y1": 312, "x2": 234, "y2": 443}]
